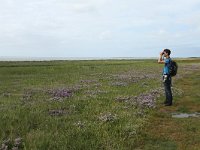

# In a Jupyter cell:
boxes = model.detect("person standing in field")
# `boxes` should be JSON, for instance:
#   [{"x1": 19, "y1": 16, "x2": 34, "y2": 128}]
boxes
[{"x1": 158, "y1": 49, "x2": 173, "y2": 106}]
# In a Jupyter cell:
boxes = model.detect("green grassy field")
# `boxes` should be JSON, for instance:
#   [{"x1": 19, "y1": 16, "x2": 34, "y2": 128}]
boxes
[{"x1": 0, "y1": 59, "x2": 199, "y2": 150}]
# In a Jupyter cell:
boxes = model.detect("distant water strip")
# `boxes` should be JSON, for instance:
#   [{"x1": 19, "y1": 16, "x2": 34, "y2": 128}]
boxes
[{"x1": 0, "y1": 57, "x2": 158, "y2": 61}]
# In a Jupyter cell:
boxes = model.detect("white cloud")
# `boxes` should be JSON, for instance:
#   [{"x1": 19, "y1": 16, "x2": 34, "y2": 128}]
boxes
[{"x1": 0, "y1": 0, "x2": 200, "y2": 57}]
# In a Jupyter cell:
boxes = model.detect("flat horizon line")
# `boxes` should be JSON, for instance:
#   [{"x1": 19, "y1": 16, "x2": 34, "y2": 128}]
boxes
[{"x1": 0, "y1": 56, "x2": 199, "y2": 61}]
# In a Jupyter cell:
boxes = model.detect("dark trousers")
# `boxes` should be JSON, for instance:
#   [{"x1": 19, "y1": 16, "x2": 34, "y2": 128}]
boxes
[{"x1": 163, "y1": 75, "x2": 173, "y2": 104}]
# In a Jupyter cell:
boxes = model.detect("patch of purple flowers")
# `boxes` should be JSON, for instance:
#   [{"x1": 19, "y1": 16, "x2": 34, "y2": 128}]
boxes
[
  {"x1": 107, "y1": 71, "x2": 161, "y2": 88},
  {"x1": 133, "y1": 88, "x2": 163, "y2": 108},
  {"x1": 115, "y1": 88, "x2": 164, "y2": 108},
  {"x1": 133, "y1": 93, "x2": 156, "y2": 108},
  {"x1": 48, "y1": 88, "x2": 73, "y2": 99},
  {"x1": 1, "y1": 137, "x2": 23, "y2": 150}
]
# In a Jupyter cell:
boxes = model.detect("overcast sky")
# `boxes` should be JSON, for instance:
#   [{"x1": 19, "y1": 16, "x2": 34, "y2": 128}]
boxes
[{"x1": 0, "y1": 0, "x2": 200, "y2": 58}]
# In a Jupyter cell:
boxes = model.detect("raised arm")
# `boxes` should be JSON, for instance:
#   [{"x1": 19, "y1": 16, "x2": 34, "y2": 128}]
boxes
[{"x1": 158, "y1": 52, "x2": 165, "y2": 64}]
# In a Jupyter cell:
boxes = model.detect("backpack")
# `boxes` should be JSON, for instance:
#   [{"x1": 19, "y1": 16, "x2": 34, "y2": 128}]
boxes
[{"x1": 169, "y1": 59, "x2": 178, "y2": 76}]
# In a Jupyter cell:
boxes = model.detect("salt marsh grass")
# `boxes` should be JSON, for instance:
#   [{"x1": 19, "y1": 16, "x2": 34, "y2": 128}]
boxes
[{"x1": 0, "y1": 59, "x2": 199, "y2": 149}]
